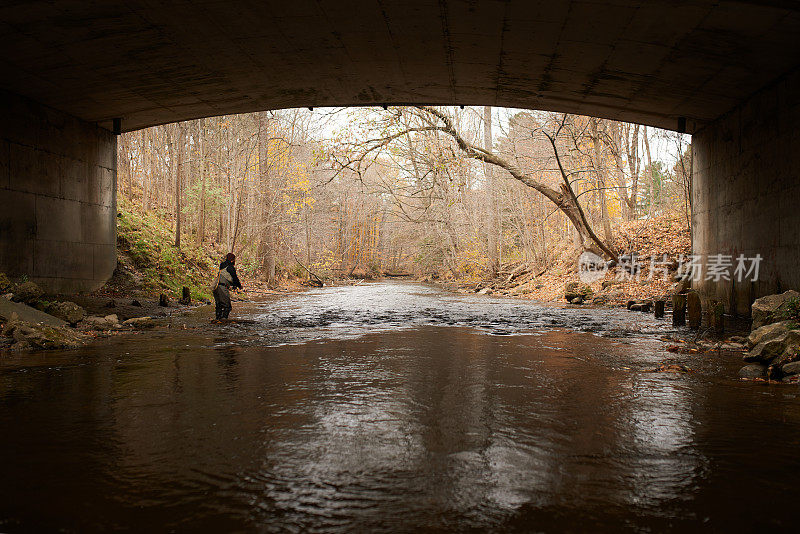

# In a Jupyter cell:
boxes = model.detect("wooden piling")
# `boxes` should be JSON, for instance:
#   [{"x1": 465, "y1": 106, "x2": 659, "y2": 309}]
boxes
[
  {"x1": 687, "y1": 291, "x2": 702, "y2": 329},
  {"x1": 712, "y1": 301, "x2": 725, "y2": 334},
  {"x1": 672, "y1": 294, "x2": 686, "y2": 326}
]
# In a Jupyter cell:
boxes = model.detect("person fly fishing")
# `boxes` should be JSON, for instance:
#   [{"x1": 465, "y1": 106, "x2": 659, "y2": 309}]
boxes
[{"x1": 213, "y1": 252, "x2": 243, "y2": 320}]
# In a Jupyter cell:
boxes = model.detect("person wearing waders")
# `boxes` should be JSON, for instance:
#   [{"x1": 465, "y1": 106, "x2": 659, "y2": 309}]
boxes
[{"x1": 213, "y1": 253, "x2": 243, "y2": 320}]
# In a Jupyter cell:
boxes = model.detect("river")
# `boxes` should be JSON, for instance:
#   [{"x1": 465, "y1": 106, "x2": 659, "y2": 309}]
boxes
[{"x1": 1, "y1": 281, "x2": 799, "y2": 532}]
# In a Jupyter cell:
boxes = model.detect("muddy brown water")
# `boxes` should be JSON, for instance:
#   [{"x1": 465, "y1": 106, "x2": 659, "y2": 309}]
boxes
[{"x1": 1, "y1": 281, "x2": 799, "y2": 532}]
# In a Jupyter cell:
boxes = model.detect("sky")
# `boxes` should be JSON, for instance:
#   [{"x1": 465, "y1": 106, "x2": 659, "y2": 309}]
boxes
[{"x1": 304, "y1": 105, "x2": 690, "y2": 167}]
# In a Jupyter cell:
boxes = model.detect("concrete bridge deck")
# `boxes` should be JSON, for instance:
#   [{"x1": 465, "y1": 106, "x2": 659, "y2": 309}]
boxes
[{"x1": 1, "y1": 0, "x2": 799, "y2": 316}]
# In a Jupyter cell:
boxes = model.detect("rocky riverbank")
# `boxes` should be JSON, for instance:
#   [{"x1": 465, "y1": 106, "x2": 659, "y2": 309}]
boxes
[
  {"x1": 738, "y1": 290, "x2": 800, "y2": 382},
  {"x1": 0, "y1": 273, "x2": 197, "y2": 352}
]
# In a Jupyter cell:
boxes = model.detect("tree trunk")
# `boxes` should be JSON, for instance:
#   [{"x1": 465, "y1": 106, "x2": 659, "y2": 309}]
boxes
[
  {"x1": 483, "y1": 106, "x2": 500, "y2": 276},
  {"x1": 590, "y1": 118, "x2": 614, "y2": 245},
  {"x1": 198, "y1": 118, "x2": 206, "y2": 244},
  {"x1": 174, "y1": 123, "x2": 183, "y2": 249}
]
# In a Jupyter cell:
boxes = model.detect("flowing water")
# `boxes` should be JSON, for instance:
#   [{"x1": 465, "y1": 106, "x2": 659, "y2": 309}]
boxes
[{"x1": 1, "y1": 281, "x2": 799, "y2": 532}]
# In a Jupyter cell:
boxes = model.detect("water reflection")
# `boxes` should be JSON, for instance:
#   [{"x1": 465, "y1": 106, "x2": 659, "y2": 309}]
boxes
[{"x1": 1, "y1": 282, "x2": 799, "y2": 532}]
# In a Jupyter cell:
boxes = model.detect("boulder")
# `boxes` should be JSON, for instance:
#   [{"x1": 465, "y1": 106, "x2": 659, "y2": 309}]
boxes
[
  {"x1": 45, "y1": 301, "x2": 86, "y2": 326},
  {"x1": 768, "y1": 337, "x2": 800, "y2": 369},
  {"x1": 781, "y1": 361, "x2": 800, "y2": 376},
  {"x1": 739, "y1": 364, "x2": 767, "y2": 379},
  {"x1": 744, "y1": 330, "x2": 800, "y2": 364},
  {"x1": 478, "y1": 287, "x2": 493, "y2": 295},
  {"x1": 1, "y1": 319, "x2": 84, "y2": 350},
  {"x1": 11, "y1": 281, "x2": 43, "y2": 305},
  {"x1": 564, "y1": 282, "x2": 592, "y2": 302},
  {"x1": 569, "y1": 296, "x2": 584, "y2": 305},
  {"x1": 751, "y1": 290, "x2": 800, "y2": 330},
  {"x1": 747, "y1": 320, "x2": 795, "y2": 349},
  {"x1": 81, "y1": 314, "x2": 120, "y2": 330},
  {"x1": 122, "y1": 316, "x2": 156, "y2": 329},
  {"x1": 0, "y1": 272, "x2": 12, "y2": 293}
]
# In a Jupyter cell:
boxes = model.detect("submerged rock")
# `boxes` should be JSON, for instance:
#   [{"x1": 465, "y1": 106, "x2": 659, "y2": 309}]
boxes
[
  {"x1": 45, "y1": 301, "x2": 86, "y2": 326},
  {"x1": 739, "y1": 364, "x2": 767, "y2": 379},
  {"x1": 81, "y1": 314, "x2": 120, "y2": 330},
  {"x1": 122, "y1": 316, "x2": 156, "y2": 329},
  {"x1": 751, "y1": 290, "x2": 800, "y2": 330}
]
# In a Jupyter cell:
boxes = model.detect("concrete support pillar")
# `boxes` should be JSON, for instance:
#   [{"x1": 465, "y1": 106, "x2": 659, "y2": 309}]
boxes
[
  {"x1": 0, "y1": 90, "x2": 117, "y2": 293},
  {"x1": 692, "y1": 68, "x2": 800, "y2": 317}
]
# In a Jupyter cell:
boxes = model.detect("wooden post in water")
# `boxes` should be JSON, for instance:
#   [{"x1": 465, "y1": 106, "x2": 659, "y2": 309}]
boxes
[
  {"x1": 672, "y1": 294, "x2": 686, "y2": 326},
  {"x1": 712, "y1": 302, "x2": 725, "y2": 335},
  {"x1": 687, "y1": 291, "x2": 702, "y2": 329},
  {"x1": 654, "y1": 300, "x2": 665, "y2": 318}
]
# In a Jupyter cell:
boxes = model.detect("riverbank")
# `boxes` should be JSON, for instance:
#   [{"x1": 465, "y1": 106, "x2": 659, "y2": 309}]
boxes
[{"x1": 429, "y1": 216, "x2": 691, "y2": 308}]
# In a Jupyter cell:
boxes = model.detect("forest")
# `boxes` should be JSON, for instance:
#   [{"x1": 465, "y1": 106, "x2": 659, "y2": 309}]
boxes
[{"x1": 116, "y1": 106, "x2": 692, "y2": 298}]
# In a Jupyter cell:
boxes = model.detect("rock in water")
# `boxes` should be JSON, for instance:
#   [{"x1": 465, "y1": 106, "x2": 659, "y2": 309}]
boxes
[
  {"x1": 739, "y1": 364, "x2": 766, "y2": 379},
  {"x1": 11, "y1": 281, "x2": 43, "y2": 305},
  {"x1": 747, "y1": 321, "x2": 795, "y2": 349},
  {"x1": 2, "y1": 319, "x2": 84, "y2": 350},
  {"x1": 781, "y1": 361, "x2": 800, "y2": 376},
  {"x1": 751, "y1": 290, "x2": 800, "y2": 330},
  {"x1": 745, "y1": 330, "x2": 800, "y2": 365},
  {"x1": 122, "y1": 317, "x2": 156, "y2": 329},
  {"x1": 81, "y1": 315, "x2": 120, "y2": 331},
  {"x1": 45, "y1": 301, "x2": 86, "y2": 326}
]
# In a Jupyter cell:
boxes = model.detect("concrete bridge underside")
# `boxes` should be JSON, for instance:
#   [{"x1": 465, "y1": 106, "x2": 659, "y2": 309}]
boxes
[{"x1": 0, "y1": 0, "x2": 798, "y2": 318}]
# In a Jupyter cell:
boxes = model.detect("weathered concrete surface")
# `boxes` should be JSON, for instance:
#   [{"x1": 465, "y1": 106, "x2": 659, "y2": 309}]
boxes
[
  {"x1": 693, "y1": 67, "x2": 800, "y2": 317},
  {"x1": 0, "y1": 90, "x2": 117, "y2": 293},
  {"x1": 0, "y1": 297, "x2": 67, "y2": 328},
  {"x1": 0, "y1": 1, "x2": 798, "y2": 132}
]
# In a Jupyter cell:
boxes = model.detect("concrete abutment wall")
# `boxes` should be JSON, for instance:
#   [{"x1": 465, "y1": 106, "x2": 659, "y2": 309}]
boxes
[
  {"x1": 0, "y1": 90, "x2": 117, "y2": 293},
  {"x1": 693, "y1": 68, "x2": 800, "y2": 318}
]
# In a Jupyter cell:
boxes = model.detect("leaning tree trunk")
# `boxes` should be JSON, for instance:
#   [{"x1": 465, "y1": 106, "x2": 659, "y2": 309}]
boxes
[{"x1": 413, "y1": 107, "x2": 618, "y2": 262}]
